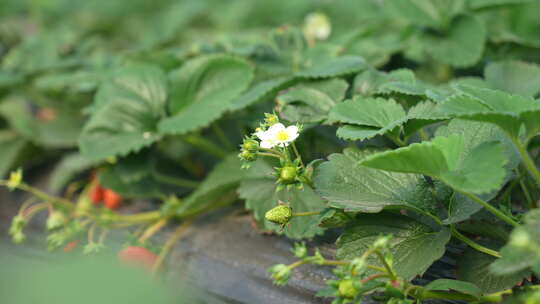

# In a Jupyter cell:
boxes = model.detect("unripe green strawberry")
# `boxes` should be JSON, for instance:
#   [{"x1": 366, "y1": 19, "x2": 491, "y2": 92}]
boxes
[
  {"x1": 338, "y1": 279, "x2": 358, "y2": 299},
  {"x1": 242, "y1": 139, "x2": 259, "y2": 152},
  {"x1": 265, "y1": 205, "x2": 292, "y2": 225},
  {"x1": 47, "y1": 211, "x2": 66, "y2": 230},
  {"x1": 239, "y1": 150, "x2": 257, "y2": 162},
  {"x1": 280, "y1": 166, "x2": 297, "y2": 184}
]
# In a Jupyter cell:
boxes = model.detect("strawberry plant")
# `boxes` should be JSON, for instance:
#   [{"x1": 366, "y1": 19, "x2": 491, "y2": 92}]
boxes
[{"x1": 3, "y1": 0, "x2": 540, "y2": 303}]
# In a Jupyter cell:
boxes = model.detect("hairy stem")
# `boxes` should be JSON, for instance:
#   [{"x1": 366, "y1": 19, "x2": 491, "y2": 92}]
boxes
[
  {"x1": 374, "y1": 250, "x2": 397, "y2": 280},
  {"x1": 458, "y1": 190, "x2": 519, "y2": 227},
  {"x1": 152, "y1": 219, "x2": 194, "y2": 274},
  {"x1": 451, "y1": 226, "x2": 501, "y2": 258},
  {"x1": 512, "y1": 138, "x2": 540, "y2": 186},
  {"x1": 212, "y1": 123, "x2": 233, "y2": 151},
  {"x1": 114, "y1": 211, "x2": 162, "y2": 224},
  {"x1": 292, "y1": 211, "x2": 320, "y2": 217},
  {"x1": 291, "y1": 142, "x2": 305, "y2": 169},
  {"x1": 0, "y1": 181, "x2": 73, "y2": 210},
  {"x1": 152, "y1": 171, "x2": 199, "y2": 188},
  {"x1": 138, "y1": 218, "x2": 169, "y2": 244},
  {"x1": 183, "y1": 134, "x2": 227, "y2": 159}
]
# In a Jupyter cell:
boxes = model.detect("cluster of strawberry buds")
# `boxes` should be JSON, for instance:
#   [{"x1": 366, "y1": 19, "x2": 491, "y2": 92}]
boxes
[
  {"x1": 268, "y1": 236, "x2": 399, "y2": 304},
  {"x1": 1, "y1": 169, "x2": 170, "y2": 273},
  {"x1": 239, "y1": 113, "x2": 312, "y2": 190},
  {"x1": 269, "y1": 237, "x2": 539, "y2": 303}
]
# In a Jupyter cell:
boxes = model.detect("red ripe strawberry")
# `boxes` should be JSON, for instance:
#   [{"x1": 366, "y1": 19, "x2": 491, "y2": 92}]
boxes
[
  {"x1": 103, "y1": 189, "x2": 122, "y2": 209},
  {"x1": 89, "y1": 184, "x2": 104, "y2": 205},
  {"x1": 118, "y1": 246, "x2": 157, "y2": 270},
  {"x1": 63, "y1": 241, "x2": 78, "y2": 253}
]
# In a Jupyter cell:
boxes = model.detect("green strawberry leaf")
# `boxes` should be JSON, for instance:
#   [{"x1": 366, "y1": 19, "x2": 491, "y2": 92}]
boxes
[
  {"x1": 328, "y1": 96, "x2": 406, "y2": 141},
  {"x1": 423, "y1": 279, "x2": 481, "y2": 300},
  {"x1": 48, "y1": 153, "x2": 96, "y2": 193},
  {"x1": 159, "y1": 55, "x2": 254, "y2": 135},
  {"x1": 337, "y1": 213, "x2": 451, "y2": 280},
  {"x1": 313, "y1": 148, "x2": 440, "y2": 219},
  {"x1": 0, "y1": 131, "x2": 27, "y2": 178},
  {"x1": 328, "y1": 95, "x2": 447, "y2": 142},
  {"x1": 457, "y1": 245, "x2": 529, "y2": 293},
  {"x1": 296, "y1": 56, "x2": 367, "y2": 79},
  {"x1": 378, "y1": 0, "x2": 455, "y2": 28},
  {"x1": 359, "y1": 134, "x2": 508, "y2": 195},
  {"x1": 353, "y1": 69, "x2": 420, "y2": 96},
  {"x1": 469, "y1": 0, "x2": 533, "y2": 10},
  {"x1": 485, "y1": 60, "x2": 540, "y2": 97},
  {"x1": 228, "y1": 76, "x2": 296, "y2": 112},
  {"x1": 440, "y1": 85, "x2": 540, "y2": 138},
  {"x1": 421, "y1": 14, "x2": 486, "y2": 67},
  {"x1": 176, "y1": 155, "x2": 245, "y2": 217},
  {"x1": 98, "y1": 151, "x2": 182, "y2": 198},
  {"x1": 79, "y1": 64, "x2": 168, "y2": 161},
  {"x1": 0, "y1": 96, "x2": 85, "y2": 148},
  {"x1": 490, "y1": 209, "x2": 540, "y2": 275},
  {"x1": 278, "y1": 79, "x2": 348, "y2": 124},
  {"x1": 437, "y1": 119, "x2": 519, "y2": 223}
]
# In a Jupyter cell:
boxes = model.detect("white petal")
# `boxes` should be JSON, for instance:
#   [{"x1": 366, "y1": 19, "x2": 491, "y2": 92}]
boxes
[
  {"x1": 266, "y1": 123, "x2": 286, "y2": 136},
  {"x1": 255, "y1": 130, "x2": 268, "y2": 141},
  {"x1": 285, "y1": 126, "x2": 299, "y2": 142},
  {"x1": 260, "y1": 140, "x2": 275, "y2": 149}
]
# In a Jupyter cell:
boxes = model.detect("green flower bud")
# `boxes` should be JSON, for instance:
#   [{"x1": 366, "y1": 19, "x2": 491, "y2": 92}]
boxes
[
  {"x1": 350, "y1": 257, "x2": 366, "y2": 275},
  {"x1": 373, "y1": 235, "x2": 392, "y2": 249},
  {"x1": 338, "y1": 279, "x2": 359, "y2": 299},
  {"x1": 83, "y1": 243, "x2": 104, "y2": 255},
  {"x1": 12, "y1": 231, "x2": 26, "y2": 244},
  {"x1": 242, "y1": 139, "x2": 259, "y2": 152},
  {"x1": 312, "y1": 248, "x2": 326, "y2": 265},
  {"x1": 292, "y1": 242, "x2": 307, "y2": 259},
  {"x1": 47, "y1": 211, "x2": 66, "y2": 231},
  {"x1": 239, "y1": 150, "x2": 257, "y2": 162},
  {"x1": 160, "y1": 195, "x2": 182, "y2": 217},
  {"x1": 47, "y1": 231, "x2": 67, "y2": 251},
  {"x1": 280, "y1": 166, "x2": 297, "y2": 184},
  {"x1": 7, "y1": 169, "x2": 23, "y2": 190},
  {"x1": 303, "y1": 12, "x2": 331, "y2": 41},
  {"x1": 269, "y1": 264, "x2": 291, "y2": 286},
  {"x1": 264, "y1": 113, "x2": 280, "y2": 126},
  {"x1": 265, "y1": 205, "x2": 292, "y2": 225},
  {"x1": 9, "y1": 215, "x2": 26, "y2": 235},
  {"x1": 75, "y1": 197, "x2": 93, "y2": 216},
  {"x1": 510, "y1": 229, "x2": 531, "y2": 248}
]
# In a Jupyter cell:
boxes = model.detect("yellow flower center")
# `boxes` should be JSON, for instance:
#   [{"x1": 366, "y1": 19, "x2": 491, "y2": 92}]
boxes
[{"x1": 276, "y1": 130, "x2": 289, "y2": 141}]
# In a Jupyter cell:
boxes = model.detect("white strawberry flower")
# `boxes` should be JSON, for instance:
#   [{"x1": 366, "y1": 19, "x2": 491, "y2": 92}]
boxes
[{"x1": 255, "y1": 123, "x2": 299, "y2": 149}]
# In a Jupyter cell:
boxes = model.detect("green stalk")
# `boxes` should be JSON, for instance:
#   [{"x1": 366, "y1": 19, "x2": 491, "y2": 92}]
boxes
[
  {"x1": 512, "y1": 137, "x2": 540, "y2": 186},
  {"x1": 152, "y1": 171, "x2": 199, "y2": 188},
  {"x1": 292, "y1": 211, "x2": 320, "y2": 217},
  {"x1": 257, "y1": 152, "x2": 281, "y2": 159},
  {"x1": 374, "y1": 250, "x2": 397, "y2": 280},
  {"x1": 0, "y1": 181, "x2": 73, "y2": 211},
  {"x1": 211, "y1": 123, "x2": 234, "y2": 150},
  {"x1": 291, "y1": 142, "x2": 305, "y2": 169},
  {"x1": 183, "y1": 134, "x2": 227, "y2": 159},
  {"x1": 458, "y1": 190, "x2": 519, "y2": 227},
  {"x1": 450, "y1": 226, "x2": 501, "y2": 258},
  {"x1": 113, "y1": 211, "x2": 162, "y2": 223},
  {"x1": 519, "y1": 178, "x2": 535, "y2": 209}
]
